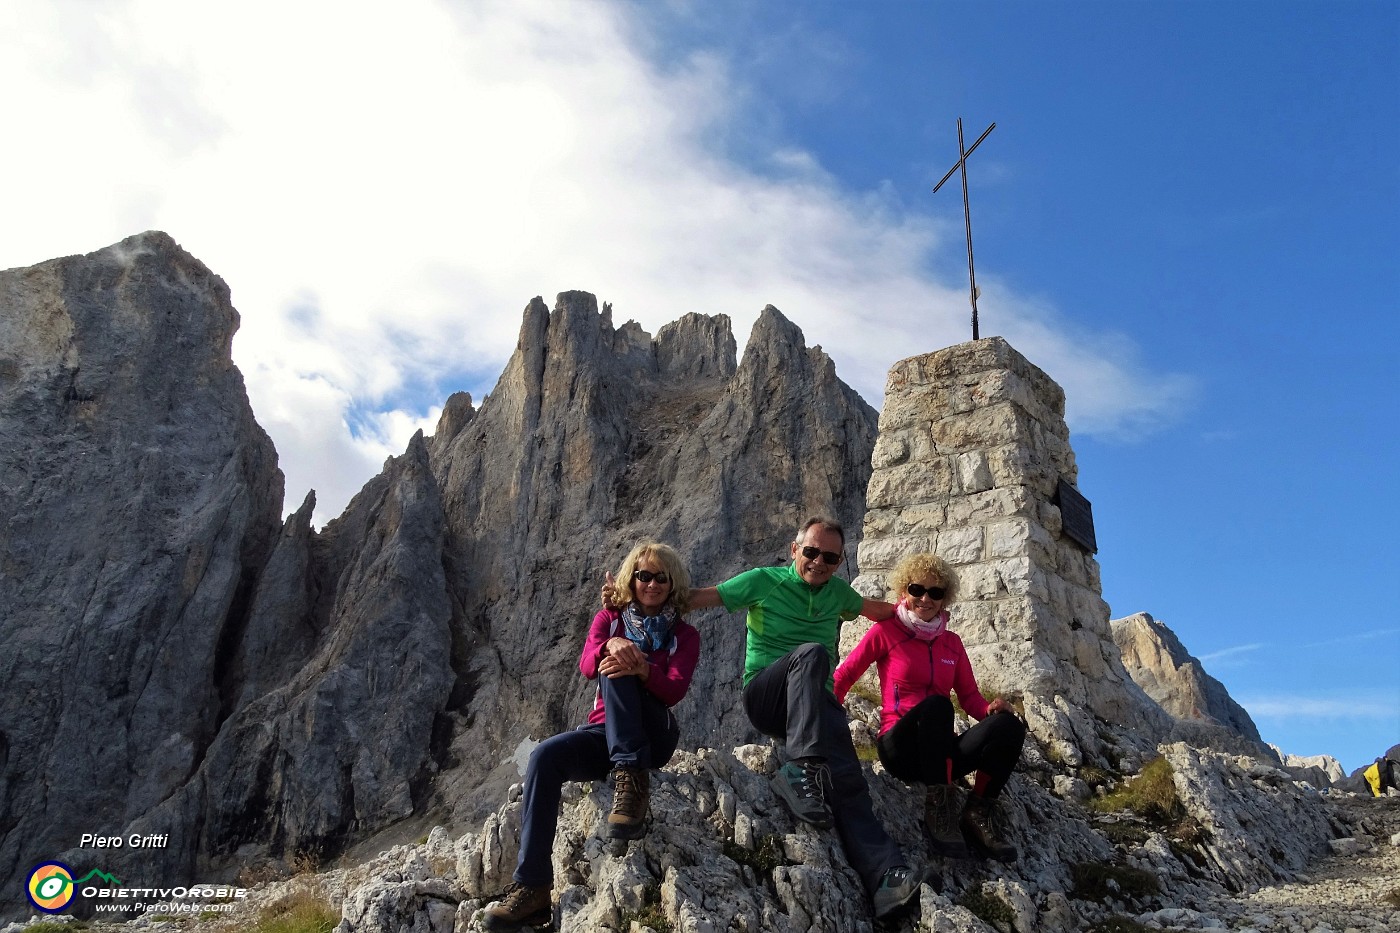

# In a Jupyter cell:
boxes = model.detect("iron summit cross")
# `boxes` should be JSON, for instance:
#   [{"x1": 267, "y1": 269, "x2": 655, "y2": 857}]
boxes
[{"x1": 932, "y1": 118, "x2": 996, "y2": 340}]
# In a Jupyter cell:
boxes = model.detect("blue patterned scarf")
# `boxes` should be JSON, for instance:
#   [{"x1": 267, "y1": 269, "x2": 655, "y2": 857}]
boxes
[{"x1": 621, "y1": 602, "x2": 677, "y2": 653}]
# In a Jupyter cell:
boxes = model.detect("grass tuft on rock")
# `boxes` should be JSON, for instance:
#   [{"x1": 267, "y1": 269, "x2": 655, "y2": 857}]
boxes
[
  {"x1": 723, "y1": 833, "x2": 791, "y2": 874},
  {"x1": 1070, "y1": 861, "x2": 1161, "y2": 902},
  {"x1": 1091, "y1": 756, "x2": 1181, "y2": 824},
  {"x1": 1086, "y1": 915, "x2": 1155, "y2": 933},
  {"x1": 250, "y1": 890, "x2": 340, "y2": 933},
  {"x1": 957, "y1": 884, "x2": 1015, "y2": 930},
  {"x1": 619, "y1": 881, "x2": 672, "y2": 933}
]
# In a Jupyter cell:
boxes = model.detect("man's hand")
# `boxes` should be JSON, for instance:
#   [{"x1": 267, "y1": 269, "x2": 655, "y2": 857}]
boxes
[
  {"x1": 987, "y1": 697, "x2": 1013, "y2": 716},
  {"x1": 601, "y1": 571, "x2": 618, "y2": 610}
]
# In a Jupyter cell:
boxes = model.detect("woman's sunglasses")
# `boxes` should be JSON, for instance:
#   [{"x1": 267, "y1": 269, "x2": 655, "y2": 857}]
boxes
[
  {"x1": 800, "y1": 545, "x2": 843, "y2": 565},
  {"x1": 633, "y1": 570, "x2": 671, "y2": 585},
  {"x1": 906, "y1": 583, "x2": 947, "y2": 601}
]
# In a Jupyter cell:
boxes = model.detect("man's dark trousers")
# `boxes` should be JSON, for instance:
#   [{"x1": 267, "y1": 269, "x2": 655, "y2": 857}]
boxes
[{"x1": 742, "y1": 642, "x2": 903, "y2": 893}]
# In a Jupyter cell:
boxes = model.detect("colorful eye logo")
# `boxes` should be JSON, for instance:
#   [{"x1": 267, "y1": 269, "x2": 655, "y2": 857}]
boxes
[{"x1": 27, "y1": 862, "x2": 76, "y2": 913}]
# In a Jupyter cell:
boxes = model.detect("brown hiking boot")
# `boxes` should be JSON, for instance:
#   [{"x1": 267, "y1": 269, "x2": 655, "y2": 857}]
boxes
[
  {"x1": 924, "y1": 784, "x2": 970, "y2": 857},
  {"x1": 483, "y1": 882, "x2": 551, "y2": 931},
  {"x1": 607, "y1": 766, "x2": 650, "y2": 839},
  {"x1": 960, "y1": 794, "x2": 1017, "y2": 862}
]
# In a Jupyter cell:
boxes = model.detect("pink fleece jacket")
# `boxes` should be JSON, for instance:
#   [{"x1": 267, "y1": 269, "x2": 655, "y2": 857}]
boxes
[
  {"x1": 579, "y1": 608, "x2": 701, "y2": 725},
  {"x1": 833, "y1": 614, "x2": 989, "y2": 735}
]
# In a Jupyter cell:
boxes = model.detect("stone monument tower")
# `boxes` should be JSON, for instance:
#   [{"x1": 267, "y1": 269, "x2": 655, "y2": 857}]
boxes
[{"x1": 851, "y1": 337, "x2": 1168, "y2": 765}]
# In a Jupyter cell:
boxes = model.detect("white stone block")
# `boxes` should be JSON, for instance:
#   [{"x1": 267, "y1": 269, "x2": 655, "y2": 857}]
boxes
[
  {"x1": 939, "y1": 526, "x2": 985, "y2": 564},
  {"x1": 957, "y1": 451, "x2": 994, "y2": 494},
  {"x1": 870, "y1": 433, "x2": 909, "y2": 469},
  {"x1": 986, "y1": 518, "x2": 1038, "y2": 559}
]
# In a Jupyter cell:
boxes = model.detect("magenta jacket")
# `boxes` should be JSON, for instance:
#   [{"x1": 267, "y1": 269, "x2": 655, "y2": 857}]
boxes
[
  {"x1": 579, "y1": 608, "x2": 701, "y2": 725},
  {"x1": 833, "y1": 613, "x2": 989, "y2": 735}
]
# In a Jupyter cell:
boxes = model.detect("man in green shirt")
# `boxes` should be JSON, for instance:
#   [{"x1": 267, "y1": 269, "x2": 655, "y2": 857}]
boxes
[{"x1": 689, "y1": 517, "x2": 935, "y2": 920}]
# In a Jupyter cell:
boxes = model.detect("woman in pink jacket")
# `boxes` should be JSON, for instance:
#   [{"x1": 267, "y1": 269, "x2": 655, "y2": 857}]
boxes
[
  {"x1": 485, "y1": 542, "x2": 701, "y2": 931},
  {"x1": 833, "y1": 552, "x2": 1025, "y2": 861}
]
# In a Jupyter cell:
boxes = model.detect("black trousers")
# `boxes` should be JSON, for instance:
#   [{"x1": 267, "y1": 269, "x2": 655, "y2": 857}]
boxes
[{"x1": 876, "y1": 694, "x2": 1026, "y2": 798}]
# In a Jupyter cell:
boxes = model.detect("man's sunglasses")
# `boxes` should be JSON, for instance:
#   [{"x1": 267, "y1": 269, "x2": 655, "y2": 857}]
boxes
[
  {"x1": 633, "y1": 570, "x2": 671, "y2": 585},
  {"x1": 800, "y1": 545, "x2": 843, "y2": 566},
  {"x1": 906, "y1": 583, "x2": 947, "y2": 601}
]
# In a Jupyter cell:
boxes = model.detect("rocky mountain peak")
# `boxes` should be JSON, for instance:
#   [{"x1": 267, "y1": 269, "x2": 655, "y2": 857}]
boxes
[{"x1": 1112, "y1": 611, "x2": 1265, "y2": 747}]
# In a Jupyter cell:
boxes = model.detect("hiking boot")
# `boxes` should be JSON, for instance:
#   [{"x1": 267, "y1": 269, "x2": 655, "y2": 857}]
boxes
[
  {"x1": 771, "y1": 760, "x2": 833, "y2": 829},
  {"x1": 483, "y1": 881, "x2": 551, "y2": 931},
  {"x1": 924, "y1": 784, "x2": 970, "y2": 858},
  {"x1": 872, "y1": 864, "x2": 938, "y2": 920},
  {"x1": 960, "y1": 795, "x2": 1018, "y2": 862},
  {"x1": 607, "y1": 765, "x2": 650, "y2": 840}
]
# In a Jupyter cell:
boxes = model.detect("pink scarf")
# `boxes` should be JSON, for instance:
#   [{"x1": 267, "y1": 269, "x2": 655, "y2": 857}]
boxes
[{"x1": 896, "y1": 599, "x2": 947, "y2": 642}]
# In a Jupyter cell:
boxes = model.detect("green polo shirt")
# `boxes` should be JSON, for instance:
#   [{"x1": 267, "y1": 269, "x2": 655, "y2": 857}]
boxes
[{"x1": 716, "y1": 563, "x2": 865, "y2": 687}]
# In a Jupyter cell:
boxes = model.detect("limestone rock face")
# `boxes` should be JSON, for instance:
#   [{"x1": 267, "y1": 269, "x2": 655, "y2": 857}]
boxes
[
  {"x1": 0, "y1": 233, "x2": 284, "y2": 911},
  {"x1": 425, "y1": 293, "x2": 879, "y2": 823},
  {"x1": 1272, "y1": 747, "x2": 1347, "y2": 789},
  {"x1": 1111, "y1": 612, "x2": 1264, "y2": 748},
  {"x1": 183, "y1": 431, "x2": 458, "y2": 863},
  {"x1": 0, "y1": 239, "x2": 878, "y2": 918}
]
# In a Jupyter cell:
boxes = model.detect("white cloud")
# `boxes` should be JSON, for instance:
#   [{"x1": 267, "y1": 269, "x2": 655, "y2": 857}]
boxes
[
  {"x1": 1298, "y1": 628, "x2": 1400, "y2": 651},
  {"x1": 1197, "y1": 643, "x2": 1264, "y2": 666},
  {"x1": 0, "y1": 0, "x2": 1195, "y2": 526},
  {"x1": 1242, "y1": 694, "x2": 1399, "y2": 721}
]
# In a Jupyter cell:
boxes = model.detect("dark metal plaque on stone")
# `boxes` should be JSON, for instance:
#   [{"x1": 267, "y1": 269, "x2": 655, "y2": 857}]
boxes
[{"x1": 1055, "y1": 478, "x2": 1097, "y2": 553}]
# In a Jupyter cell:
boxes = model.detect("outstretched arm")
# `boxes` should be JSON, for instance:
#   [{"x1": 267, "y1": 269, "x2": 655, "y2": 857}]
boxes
[
  {"x1": 861, "y1": 597, "x2": 896, "y2": 620},
  {"x1": 689, "y1": 586, "x2": 723, "y2": 610}
]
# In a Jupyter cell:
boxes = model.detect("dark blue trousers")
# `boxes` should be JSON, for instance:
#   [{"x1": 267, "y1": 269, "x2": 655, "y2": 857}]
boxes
[
  {"x1": 514, "y1": 673, "x2": 678, "y2": 886},
  {"x1": 742, "y1": 642, "x2": 904, "y2": 895}
]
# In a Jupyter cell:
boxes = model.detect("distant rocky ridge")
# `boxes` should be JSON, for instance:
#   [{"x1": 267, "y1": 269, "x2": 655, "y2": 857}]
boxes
[{"x1": 0, "y1": 233, "x2": 1380, "y2": 930}]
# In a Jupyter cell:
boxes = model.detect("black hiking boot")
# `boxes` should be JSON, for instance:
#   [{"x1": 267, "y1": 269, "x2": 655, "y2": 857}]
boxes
[
  {"x1": 771, "y1": 759, "x2": 833, "y2": 829},
  {"x1": 872, "y1": 863, "x2": 938, "y2": 920},
  {"x1": 925, "y1": 783, "x2": 971, "y2": 857},
  {"x1": 960, "y1": 795, "x2": 1018, "y2": 862}
]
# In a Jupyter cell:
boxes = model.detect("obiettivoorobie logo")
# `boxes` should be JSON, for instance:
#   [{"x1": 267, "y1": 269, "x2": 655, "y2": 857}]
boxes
[{"x1": 26, "y1": 862, "x2": 122, "y2": 914}]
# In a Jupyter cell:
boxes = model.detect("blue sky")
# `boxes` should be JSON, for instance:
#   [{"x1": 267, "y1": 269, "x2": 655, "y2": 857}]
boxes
[{"x1": 2, "y1": 0, "x2": 1395, "y2": 773}]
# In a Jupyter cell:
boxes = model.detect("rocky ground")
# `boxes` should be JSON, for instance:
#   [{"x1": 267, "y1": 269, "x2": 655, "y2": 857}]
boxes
[
  {"x1": 1190, "y1": 793, "x2": 1400, "y2": 933},
  {"x1": 7, "y1": 771, "x2": 1397, "y2": 933}
]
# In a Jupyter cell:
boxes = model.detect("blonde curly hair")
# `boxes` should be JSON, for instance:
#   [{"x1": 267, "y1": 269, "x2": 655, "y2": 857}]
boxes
[
  {"x1": 887, "y1": 552, "x2": 958, "y2": 605},
  {"x1": 610, "y1": 541, "x2": 691, "y2": 614}
]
